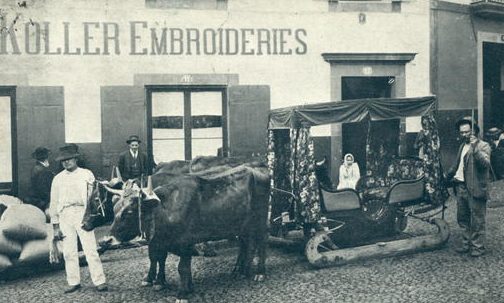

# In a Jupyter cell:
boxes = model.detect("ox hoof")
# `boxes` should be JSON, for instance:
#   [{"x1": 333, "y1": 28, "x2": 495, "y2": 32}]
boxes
[
  {"x1": 253, "y1": 274, "x2": 265, "y2": 282},
  {"x1": 141, "y1": 280, "x2": 153, "y2": 287},
  {"x1": 175, "y1": 299, "x2": 189, "y2": 303}
]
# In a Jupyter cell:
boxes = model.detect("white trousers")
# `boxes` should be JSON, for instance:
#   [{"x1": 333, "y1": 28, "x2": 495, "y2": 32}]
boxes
[{"x1": 59, "y1": 206, "x2": 106, "y2": 286}]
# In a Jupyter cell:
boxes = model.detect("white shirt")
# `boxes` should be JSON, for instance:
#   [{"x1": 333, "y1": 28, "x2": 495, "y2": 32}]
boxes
[
  {"x1": 130, "y1": 149, "x2": 138, "y2": 159},
  {"x1": 454, "y1": 143, "x2": 470, "y2": 182},
  {"x1": 49, "y1": 167, "x2": 95, "y2": 224}
]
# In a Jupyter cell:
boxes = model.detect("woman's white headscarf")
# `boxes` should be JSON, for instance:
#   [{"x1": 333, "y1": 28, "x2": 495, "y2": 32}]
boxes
[{"x1": 344, "y1": 153, "x2": 354, "y2": 167}]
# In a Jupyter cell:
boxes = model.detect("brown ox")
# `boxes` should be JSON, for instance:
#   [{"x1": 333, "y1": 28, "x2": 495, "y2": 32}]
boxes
[{"x1": 100, "y1": 164, "x2": 269, "y2": 303}]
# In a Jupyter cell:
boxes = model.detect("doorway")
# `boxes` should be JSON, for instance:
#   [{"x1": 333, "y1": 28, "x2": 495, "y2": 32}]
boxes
[
  {"x1": 483, "y1": 42, "x2": 504, "y2": 131},
  {"x1": 341, "y1": 77, "x2": 399, "y2": 172}
]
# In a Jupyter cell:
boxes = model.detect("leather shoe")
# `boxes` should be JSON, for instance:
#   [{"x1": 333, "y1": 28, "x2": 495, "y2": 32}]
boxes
[
  {"x1": 64, "y1": 284, "x2": 81, "y2": 294},
  {"x1": 96, "y1": 283, "x2": 108, "y2": 292}
]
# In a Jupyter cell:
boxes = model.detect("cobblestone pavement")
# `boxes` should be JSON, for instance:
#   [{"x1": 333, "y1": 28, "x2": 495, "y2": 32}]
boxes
[{"x1": 2, "y1": 196, "x2": 504, "y2": 303}]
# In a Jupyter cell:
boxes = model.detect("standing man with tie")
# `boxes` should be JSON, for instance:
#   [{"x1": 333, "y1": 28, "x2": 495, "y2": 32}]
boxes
[
  {"x1": 118, "y1": 135, "x2": 155, "y2": 181},
  {"x1": 446, "y1": 117, "x2": 492, "y2": 257}
]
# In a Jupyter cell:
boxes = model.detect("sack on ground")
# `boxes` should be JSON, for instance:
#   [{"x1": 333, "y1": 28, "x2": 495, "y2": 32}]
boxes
[
  {"x1": 0, "y1": 204, "x2": 47, "y2": 241},
  {"x1": 0, "y1": 232, "x2": 22, "y2": 257},
  {"x1": 0, "y1": 195, "x2": 23, "y2": 208},
  {"x1": 487, "y1": 179, "x2": 504, "y2": 208},
  {"x1": 19, "y1": 224, "x2": 63, "y2": 264},
  {"x1": 18, "y1": 238, "x2": 50, "y2": 264},
  {"x1": 0, "y1": 195, "x2": 23, "y2": 206},
  {"x1": 0, "y1": 254, "x2": 13, "y2": 272}
]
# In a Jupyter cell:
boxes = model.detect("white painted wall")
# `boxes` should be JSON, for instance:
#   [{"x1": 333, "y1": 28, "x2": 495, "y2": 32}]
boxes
[{"x1": 0, "y1": 0, "x2": 430, "y2": 143}]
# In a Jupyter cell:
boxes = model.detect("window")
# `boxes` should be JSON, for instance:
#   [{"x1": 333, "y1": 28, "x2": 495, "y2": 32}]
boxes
[
  {"x1": 328, "y1": 0, "x2": 402, "y2": 12},
  {"x1": 146, "y1": 0, "x2": 227, "y2": 10},
  {"x1": 0, "y1": 87, "x2": 16, "y2": 195},
  {"x1": 148, "y1": 87, "x2": 227, "y2": 163}
]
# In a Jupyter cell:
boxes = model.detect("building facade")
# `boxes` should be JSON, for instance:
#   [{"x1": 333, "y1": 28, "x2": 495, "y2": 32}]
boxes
[
  {"x1": 0, "y1": 0, "x2": 432, "y2": 197},
  {"x1": 432, "y1": 0, "x2": 504, "y2": 167}
]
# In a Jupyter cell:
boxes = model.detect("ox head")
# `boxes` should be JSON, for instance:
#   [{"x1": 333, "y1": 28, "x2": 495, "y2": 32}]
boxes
[
  {"x1": 108, "y1": 176, "x2": 160, "y2": 243},
  {"x1": 314, "y1": 157, "x2": 336, "y2": 191},
  {"x1": 82, "y1": 180, "x2": 109, "y2": 231},
  {"x1": 81, "y1": 167, "x2": 124, "y2": 231}
]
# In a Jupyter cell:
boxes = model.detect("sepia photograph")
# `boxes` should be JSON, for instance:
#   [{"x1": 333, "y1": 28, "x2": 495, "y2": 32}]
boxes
[{"x1": 0, "y1": 0, "x2": 504, "y2": 302}]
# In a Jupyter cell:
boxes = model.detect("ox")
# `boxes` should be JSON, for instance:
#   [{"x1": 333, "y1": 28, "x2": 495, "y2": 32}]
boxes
[
  {"x1": 99, "y1": 164, "x2": 270, "y2": 302},
  {"x1": 154, "y1": 160, "x2": 190, "y2": 175},
  {"x1": 84, "y1": 157, "x2": 268, "y2": 290},
  {"x1": 141, "y1": 157, "x2": 266, "y2": 290}
]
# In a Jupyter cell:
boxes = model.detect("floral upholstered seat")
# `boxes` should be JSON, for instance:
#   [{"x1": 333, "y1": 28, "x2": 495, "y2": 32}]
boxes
[{"x1": 356, "y1": 157, "x2": 424, "y2": 202}]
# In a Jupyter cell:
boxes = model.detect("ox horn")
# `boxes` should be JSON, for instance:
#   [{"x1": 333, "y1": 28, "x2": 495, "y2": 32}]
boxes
[
  {"x1": 102, "y1": 184, "x2": 124, "y2": 196},
  {"x1": 115, "y1": 167, "x2": 123, "y2": 182},
  {"x1": 110, "y1": 166, "x2": 116, "y2": 180},
  {"x1": 146, "y1": 175, "x2": 153, "y2": 195},
  {"x1": 142, "y1": 176, "x2": 160, "y2": 205}
]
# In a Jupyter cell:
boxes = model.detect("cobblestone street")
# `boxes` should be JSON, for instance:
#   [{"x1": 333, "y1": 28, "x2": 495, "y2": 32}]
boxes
[{"x1": 2, "y1": 197, "x2": 504, "y2": 303}]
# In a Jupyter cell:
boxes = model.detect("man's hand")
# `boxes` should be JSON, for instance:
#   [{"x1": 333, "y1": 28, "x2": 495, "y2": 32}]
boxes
[{"x1": 53, "y1": 224, "x2": 65, "y2": 241}]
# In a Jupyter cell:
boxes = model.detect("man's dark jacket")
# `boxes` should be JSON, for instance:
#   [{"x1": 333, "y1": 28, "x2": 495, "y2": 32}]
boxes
[
  {"x1": 118, "y1": 150, "x2": 155, "y2": 180},
  {"x1": 30, "y1": 162, "x2": 55, "y2": 210},
  {"x1": 491, "y1": 140, "x2": 504, "y2": 180},
  {"x1": 448, "y1": 139, "x2": 492, "y2": 199}
]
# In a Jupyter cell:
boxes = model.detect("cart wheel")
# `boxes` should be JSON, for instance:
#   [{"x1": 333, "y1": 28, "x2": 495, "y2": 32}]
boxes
[
  {"x1": 361, "y1": 198, "x2": 396, "y2": 235},
  {"x1": 362, "y1": 198, "x2": 390, "y2": 222}
]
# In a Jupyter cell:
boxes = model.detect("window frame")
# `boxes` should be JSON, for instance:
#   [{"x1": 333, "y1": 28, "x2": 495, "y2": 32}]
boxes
[
  {"x1": 0, "y1": 86, "x2": 17, "y2": 195},
  {"x1": 146, "y1": 85, "x2": 228, "y2": 162},
  {"x1": 328, "y1": 0, "x2": 402, "y2": 13}
]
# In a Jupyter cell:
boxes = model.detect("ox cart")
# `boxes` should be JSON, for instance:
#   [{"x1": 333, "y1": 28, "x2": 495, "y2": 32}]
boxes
[{"x1": 267, "y1": 96, "x2": 450, "y2": 267}]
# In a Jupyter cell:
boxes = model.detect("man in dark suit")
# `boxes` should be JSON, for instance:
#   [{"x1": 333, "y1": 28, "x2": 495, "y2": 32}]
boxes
[
  {"x1": 29, "y1": 146, "x2": 55, "y2": 213},
  {"x1": 487, "y1": 127, "x2": 504, "y2": 180},
  {"x1": 118, "y1": 135, "x2": 155, "y2": 181},
  {"x1": 447, "y1": 117, "x2": 491, "y2": 257}
]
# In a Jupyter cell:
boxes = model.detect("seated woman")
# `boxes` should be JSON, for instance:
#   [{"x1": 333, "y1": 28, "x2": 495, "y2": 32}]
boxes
[{"x1": 337, "y1": 153, "x2": 361, "y2": 190}]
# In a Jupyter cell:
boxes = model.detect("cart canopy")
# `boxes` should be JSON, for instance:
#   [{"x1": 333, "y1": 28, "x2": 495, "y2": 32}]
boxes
[{"x1": 268, "y1": 96, "x2": 436, "y2": 129}]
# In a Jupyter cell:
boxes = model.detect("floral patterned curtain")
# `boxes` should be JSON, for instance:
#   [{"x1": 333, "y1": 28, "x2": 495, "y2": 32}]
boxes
[
  {"x1": 267, "y1": 128, "x2": 321, "y2": 224},
  {"x1": 416, "y1": 112, "x2": 449, "y2": 205},
  {"x1": 267, "y1": 129, "x2": 294, "y2": 222},
  {"x1": 365, "y1": 120, "x2": 394, "y2": 179},
  {"x1": 289, "y1": 128, "x2": 321, "y2": 223},
  {"x1": 362, "y1": 112, "x2": 449, "y2": 205}
]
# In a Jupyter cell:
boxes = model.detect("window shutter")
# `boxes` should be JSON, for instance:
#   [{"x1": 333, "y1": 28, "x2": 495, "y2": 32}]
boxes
[
  {"x1": 228, "y1": 85, "x2": 270, "y2": 157},
  {"x1": 101, "y1": 86, "x2": 146, "y2": 173},
  {"x1": 16, "y1": 86, "x2": 65, "y2": 198}
]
